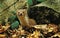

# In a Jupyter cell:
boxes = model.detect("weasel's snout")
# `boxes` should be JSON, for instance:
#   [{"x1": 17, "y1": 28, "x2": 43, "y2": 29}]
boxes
[{"x1": 18, "y1": 12, "x2": 23, "y2": 16}]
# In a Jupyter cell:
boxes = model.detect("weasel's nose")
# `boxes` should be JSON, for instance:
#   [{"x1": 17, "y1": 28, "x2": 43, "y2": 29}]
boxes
[{"x1": 20, "y1": 13, "x2": 22, "y2": 16}]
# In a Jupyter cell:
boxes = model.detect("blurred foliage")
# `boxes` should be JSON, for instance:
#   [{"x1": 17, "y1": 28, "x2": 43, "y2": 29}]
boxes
[
  {"x1": 0, "y1": 0, "x2": 4, "y2": 3},
  {"x1": 27, "y1": 0, "x2": 47, "y2": 6},
  {"x1": 28, "y1": 0, "x2": 60, "y2": 24},
  {"x1": 10, "y1": 21, "x2": 19, "y2": 30},
  {"x1": 34, "y1": 0, "x2": 60, "y2": 13},
  {"x1": 0, "y1": 0, "x2": 27, "y2": 24}
]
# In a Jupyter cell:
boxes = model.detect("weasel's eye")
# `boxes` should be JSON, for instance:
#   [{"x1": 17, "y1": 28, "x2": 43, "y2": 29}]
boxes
[{"x1": 18, "y1": 12, "x2": 21, "y2": 16}]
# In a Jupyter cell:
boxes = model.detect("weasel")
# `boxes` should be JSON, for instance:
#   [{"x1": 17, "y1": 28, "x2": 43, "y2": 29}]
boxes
[{"x1": 16, "y1": 9, "x2": 36, "y2": 27}]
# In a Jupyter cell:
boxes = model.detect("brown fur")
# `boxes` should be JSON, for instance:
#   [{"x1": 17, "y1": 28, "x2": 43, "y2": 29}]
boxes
[{"x1": 16, "y1": 9, "x2": 36, "y2": 27}]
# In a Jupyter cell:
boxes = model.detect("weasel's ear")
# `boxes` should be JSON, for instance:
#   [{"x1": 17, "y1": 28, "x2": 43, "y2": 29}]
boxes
[{"x1": 23, "y1": 9, "x2": 27, "y2": 13}]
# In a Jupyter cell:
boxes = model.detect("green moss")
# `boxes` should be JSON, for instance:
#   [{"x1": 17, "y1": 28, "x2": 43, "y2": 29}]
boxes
[{"x1": 10, "y1": 21, "x2": 19, "y2": 30}]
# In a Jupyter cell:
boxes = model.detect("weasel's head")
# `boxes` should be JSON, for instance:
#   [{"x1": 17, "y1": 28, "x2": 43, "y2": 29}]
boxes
[{"x1": 17, "y1": 9, "x2": 27, "y2": 17}]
